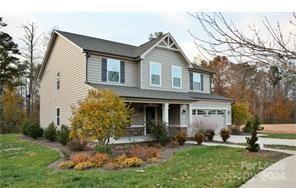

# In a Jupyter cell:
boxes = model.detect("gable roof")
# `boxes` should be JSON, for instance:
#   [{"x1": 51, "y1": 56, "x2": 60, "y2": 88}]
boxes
[{"x1": 55, "y1": 30, "x2": 165, "y2": 58}]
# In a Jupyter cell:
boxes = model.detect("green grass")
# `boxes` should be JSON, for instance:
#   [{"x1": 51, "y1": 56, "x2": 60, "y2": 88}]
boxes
[
  {"x1": 264, "y1": 144, "x2": 296, "y2": 151},
  {"x1": 0, "y1": 134, "x2": 283, "y2": 188},
  {"x1": 260, "y1": 133, "x2": 296, "y2": 139}
]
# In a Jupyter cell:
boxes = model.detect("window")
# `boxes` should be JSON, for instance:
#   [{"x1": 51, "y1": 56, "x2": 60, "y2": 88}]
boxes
[
  {"x1": 193, "y1": 73, "x2": 201, "y2": 91},
  {"x1": 208, "y1": 110, "x2": 216, "y2": 115},
  {"x1": 172, "y1": 66, "x2": 182, "y2": 88},
  {"x1": 217, "y1": 110, "x2": 225, "y2": 115},
  {"x1": 107, "y1": 59, "x2": 120, "y2": 82},
  {"x1": 57, "y1": 108, "x2": 60, "y2": 126},
  {"x1": 150, "y1": 62, "x2": 161, "y2": 86},
  {"x1": 57, "y1": 72, "x2": 60, "y2": 90},
  {"x1": 192, "y1": 110, "x2": 196, "y2": 115},
  {"x1": 197, "y1": 110, "x2": 206, "y2": 115}
]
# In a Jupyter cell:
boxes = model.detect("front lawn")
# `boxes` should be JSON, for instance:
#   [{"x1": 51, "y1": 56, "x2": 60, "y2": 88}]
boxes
[
  {"x1": 264, "y1": 144, "x2": 296, "y2": 151},
  {"x1": 0, "y1": 134, "x2": 288, "y2": 188},
  {"x1": 260, "y1": 133, "x2": 296, "y2": 139}
]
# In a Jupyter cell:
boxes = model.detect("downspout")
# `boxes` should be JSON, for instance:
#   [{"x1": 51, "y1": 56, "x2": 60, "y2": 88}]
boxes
[{"x1": 85, "y1": 52, "x2": 90, "y2": 83}]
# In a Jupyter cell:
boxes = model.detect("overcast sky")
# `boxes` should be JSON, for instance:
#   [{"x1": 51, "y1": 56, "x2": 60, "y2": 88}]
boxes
[{"x1": 2, "y1": 12, "x2": 293, "y2": 62}]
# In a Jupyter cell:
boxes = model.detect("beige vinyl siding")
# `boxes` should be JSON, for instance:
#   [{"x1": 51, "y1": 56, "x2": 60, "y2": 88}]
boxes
[
  {"x1": 141, "y1": 47, "x2": 189, "y2": 92},
  {"x1": 40, "y1": 35, "x2": 90, "y2": 128},
  {"x1": 87, "y1": 55, "x2": 140, "y2": 87}
]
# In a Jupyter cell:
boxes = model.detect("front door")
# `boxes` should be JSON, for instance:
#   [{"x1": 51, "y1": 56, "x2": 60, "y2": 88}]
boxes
[{"x1": 145, "y1": 107, "x2": 156, "y2": 134}]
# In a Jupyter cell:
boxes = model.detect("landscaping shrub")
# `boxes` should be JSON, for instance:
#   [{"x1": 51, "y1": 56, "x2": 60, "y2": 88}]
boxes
[
  {"x1": 61, "y1": 149, "x2": 71, "y2": 160},
  {"x1": 175, "y1": 132, "x2": 187, "y2": 145},
  {"x1": 26, "y1": 122, "x2": 43, "y2": 139},
  {"x1": 205, "y1": 129, "x2": 215, "y2": 141},
  {"x1": 128, "y1": 144, "x2": 160, "y2": 161},
  {"x1": 21, "y1": 120, "x2": 31, "y2": 135},
  {"x1": 89, "y1": 153, "x2": 109, "y2": 167},
  {"x1": 57, "y1": 124, "x2": 70, "y2": 145},
  {"x1": 149, "y1": 121, "x2": 173, "y2": 145},
  {"x1": 58, "y1": 161, "x2": 75, "y2": 169},
  {"x1": 44, "y1": 122, "x2": 57, "y2": 141},
  {"x1": 246, "y1": 115, "x2": 264, "y2": 152},
  {"x1": 103, "y1": 162, "x2": 122, "y2": 170},
  {"x1": 71, "y1": 153, "x2": 90, "y2": 165},
  {"x1": 147, "y1": 157, "x2": 159, "y2": 163},
  {"x1": 243, "y1": 120, "x2": 252, "y2": 133},
  {"x1": 67, "y1": 138, "x2": 87, "y2": 151},
  {"x1": 220, "y1": 128, "x2": 230, "y2": 142},
  {"x1": 194, "y1": 131, "x2": 205, "y2": 145},
  {"x1": 114, "y1": 154, "x2": 128, "y2": 164},
  {"x1": 95, "y1": 145, "x2": 112, "y2": 155},
  {"x1": 121, "y1": 156, "x2": 143, "y2": 167},
  {"x1": 74, "y1": 161, "x2": 94, "y2": 170}
]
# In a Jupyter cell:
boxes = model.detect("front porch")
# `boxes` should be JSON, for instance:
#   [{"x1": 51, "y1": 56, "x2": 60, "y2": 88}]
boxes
[{"x1": 124, "y1": 102, "x2": 190, "y2": 137}]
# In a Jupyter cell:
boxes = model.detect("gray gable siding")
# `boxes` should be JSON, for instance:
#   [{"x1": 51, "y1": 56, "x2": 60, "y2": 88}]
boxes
[
  {"x1": 87, "y1": 55, "x2": 140, "y2": 87},
  {"x1": 141, "y1": 47, "x2": 189, "y2": 92}
]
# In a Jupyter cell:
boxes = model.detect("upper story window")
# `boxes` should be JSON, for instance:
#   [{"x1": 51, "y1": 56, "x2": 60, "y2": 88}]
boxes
[
  {"x1": 56, "y1": 72, "x2": 60, "y2": 90},
  {"x1": 107, "y1": 59, "x2": 120, "y2": 83},
  {"x1": 56, "y1": 107, "x2": 60, "y2": 126},
  {"x1": 172, "y1": 66, "x2": 182, "y2": 88},
  {"x1": 193, "y1": 73, "x2": 201, "y2": 91},
  {"x1": 150, "y1": 62, "x2": 161, "y2": 86}
]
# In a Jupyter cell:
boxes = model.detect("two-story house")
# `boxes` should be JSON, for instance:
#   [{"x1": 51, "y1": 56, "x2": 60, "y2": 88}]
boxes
[{"x1": 38, "y1": 31, "x2": 233, "y2": 140}]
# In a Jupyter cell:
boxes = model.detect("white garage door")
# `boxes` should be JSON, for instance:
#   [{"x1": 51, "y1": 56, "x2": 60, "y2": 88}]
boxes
[{"x1": 189, "y1": 109, "x2": 226, "y2": 136}]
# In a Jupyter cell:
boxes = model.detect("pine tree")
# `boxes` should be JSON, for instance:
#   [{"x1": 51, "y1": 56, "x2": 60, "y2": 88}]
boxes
[{"x1": 246, "y1": 115, "x2": 264, "y2": 152}]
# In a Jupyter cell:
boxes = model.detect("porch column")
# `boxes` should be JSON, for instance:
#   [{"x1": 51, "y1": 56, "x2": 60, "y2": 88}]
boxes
[
  {"x1": 162, "y1": 103, "x2": 169, "y2": 126},
  {"x1": 188, "y1": 104, "x2": 192, "y2": 125}
]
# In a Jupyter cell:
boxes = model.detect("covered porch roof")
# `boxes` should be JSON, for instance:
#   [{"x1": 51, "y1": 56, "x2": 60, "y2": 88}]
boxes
[{"x1": 87, "y1": 83, "x2": 233, "y2": 103}]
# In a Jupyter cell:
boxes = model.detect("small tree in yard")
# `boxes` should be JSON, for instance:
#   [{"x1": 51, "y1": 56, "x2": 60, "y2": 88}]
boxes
[
  {"x1": 232, "y1": 101, "x2": 250, "y2": 133},
  {"x1": 246, "y1": 115, "x2": 264, "y2": 152},
  {"x1": 69, "y1": 89, "x2": 134, "y2": 147}
]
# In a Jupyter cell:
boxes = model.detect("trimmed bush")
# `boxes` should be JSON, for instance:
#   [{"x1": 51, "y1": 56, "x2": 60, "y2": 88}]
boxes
[
  {"x1": 175, "y1": 132, "x2": 187, "y2": 145},
  {"x1": 21, "y1": 120, "x2": 31, "y2": 135},
  {"x1": 121, "y1": 157, "x2": 143, "y2": 167},
  {"x1": 194, "y1": 131, "x2": 205, "y2": 145},
  {"x1": 149, "y1": 121, "x2": 173, "y2": 145},
  {"x1": 67, "y1": 138, "x2": 87, "y2": 151},
  {"x1": 205, "y1": 129, "x2": 215, "y2": 141},
  {"x1": 95, "y1": 145, "x2": 112, "y2": 155},
  {"x1": 58, "y1": 161, "x2": 75, "y2": 169},
  {"x1": 246, "y1": 115, "x2": 264, "y2": 152},
  {"x1": 71, "y1": 153, "x2": 90, "y2": 165},
  {"x1": 44, "y1": 122, "x2": 57, "y2": 141},
  {"x1": 220, "y1": 128, "x2": 230, "y2": 142},
  {"x1": 89, "y1": 153, "x2": 110, "y2": 167},
  {"x1": 26, "y1": 122, "x2": 43, "y2": 139},
  {"x1": 128, "y1": 144, "x2": 160, "y2": 161},
  {"x1": 57, "y1": 124, "x2": 70, "y2": 145},
  {"x1": 74, "y1": 161, "x2": 94, "y2": 170}
]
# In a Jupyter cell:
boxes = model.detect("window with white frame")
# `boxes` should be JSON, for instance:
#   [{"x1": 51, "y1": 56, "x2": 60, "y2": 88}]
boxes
[
  {"x1": 217, "y1": 110, "x2": 225, "y2": 115},
  {"x1": 208, "y1": 110, "x2": 216, "y2": 115},
  {"x1": 150, "y1": 62, "x2": 161, "y2": 86},
  {"x1": 172, "y1": 66, "x2": 182, "y2": 88},
  {"x1": 107, "y1": 59, "x2": 120, "y2": 82},
  {"x1": 193, "y1": 73, "x2": 201, "y2": 91}
]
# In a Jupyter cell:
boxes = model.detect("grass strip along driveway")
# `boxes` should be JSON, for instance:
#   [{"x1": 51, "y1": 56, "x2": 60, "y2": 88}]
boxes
[
  {"x1": 260, "y1": 133, "x2": 296, "y2": 140},
  {"x1": 0, "y1": 134, "x2": 288, "y2": 188}
]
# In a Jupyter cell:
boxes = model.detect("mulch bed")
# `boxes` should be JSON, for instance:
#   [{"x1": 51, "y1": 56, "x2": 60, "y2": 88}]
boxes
[{"x1": 242, "y1": 149, "x2": 291, "y2": 161}]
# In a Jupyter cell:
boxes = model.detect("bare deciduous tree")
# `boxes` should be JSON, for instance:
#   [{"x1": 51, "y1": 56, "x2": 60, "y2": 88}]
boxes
[
  {"x1": 189, "y1": 13, "x2": 296, "y2": 71},
  {"x1": 19, "y1": 22, "x2": 42, "y2": 119}
]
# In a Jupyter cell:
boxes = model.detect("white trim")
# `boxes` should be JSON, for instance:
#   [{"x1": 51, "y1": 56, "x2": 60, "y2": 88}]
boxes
[
  {"x1": 129, "y1": 125, "x2": 145, "y2": 128},
  {"x1": 171, "y1": 65, "x2": 182, "y2": 89},
  {"x1": 170, "y1": 124, "x2": 188, "y2": 128},
  {"x1": 149, "y1": 61, "x2": 162, "y2": 87}
]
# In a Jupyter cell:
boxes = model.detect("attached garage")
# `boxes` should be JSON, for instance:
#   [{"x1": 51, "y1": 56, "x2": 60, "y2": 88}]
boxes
[{"x1": 187, "y1": 101, "x2": 232, "y2": 137}]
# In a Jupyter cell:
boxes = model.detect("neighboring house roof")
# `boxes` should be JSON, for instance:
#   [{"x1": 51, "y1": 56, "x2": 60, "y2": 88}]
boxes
[{"x1": 88, "y1": 83, "x2": 234, "y2": 102}]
